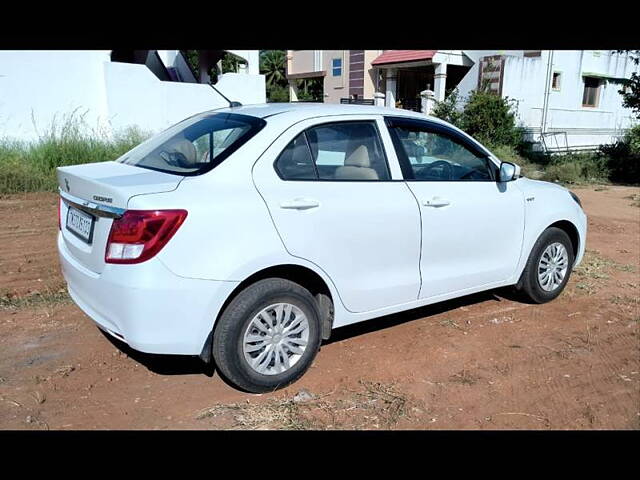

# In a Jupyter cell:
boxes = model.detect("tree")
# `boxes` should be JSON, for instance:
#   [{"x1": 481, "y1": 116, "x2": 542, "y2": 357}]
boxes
[
  {"x1": 617, "y1": 50, "x2": 640, "y2": 119},
  {"x1": 221, "y1": 53, "x2": 245, "y2": 74},
  {"x1": 260, "y1": 51, "x2": 287, "y2": 88},
  {"x1": 260, "y1": 50, "x2": 289, "y2": 102},
  {"x1": 182, "y1": 50, "x2": 199, "y2": 77},
  {"x1": 295, "y1": 78, "x2": 323, "y2": 102},
  {"x1": 179, "y1": 50, "x2": 245, "y2": 84}
]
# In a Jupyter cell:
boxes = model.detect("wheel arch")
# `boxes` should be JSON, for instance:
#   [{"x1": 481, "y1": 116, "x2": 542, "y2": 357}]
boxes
[
  {"x1": 199, "y1": 263, "x2": 336, "y2": 362},
  {"x1": 547, "y1": 219, "x2": 580, "y2": 259},
  {"x1": 515, "y1": 218, "x2": 581, "y2": 290}
]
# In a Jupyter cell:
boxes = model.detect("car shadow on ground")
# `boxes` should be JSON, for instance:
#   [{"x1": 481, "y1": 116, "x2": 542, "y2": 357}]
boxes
[
  {"x1": 98, "y1": 330, "x2": 216, "y2": 377},
  {"x1": 99, "y1": 287, "x2": 521, "y2": 379},
  {"x1": 325, "y1": 287, "x2": 517, "y2": 345}
]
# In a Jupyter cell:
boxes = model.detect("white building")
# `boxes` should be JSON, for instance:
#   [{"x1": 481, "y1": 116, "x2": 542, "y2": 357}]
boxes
[
  {"x1": 0, "y1": 50, "x2": 265, "y2": 141},
  {"x1": 287, "y1": 50, "x2": 639, "y2": 151},
  {"x1": 456, "y1": 50, "x2": 638, "y2": 151}
]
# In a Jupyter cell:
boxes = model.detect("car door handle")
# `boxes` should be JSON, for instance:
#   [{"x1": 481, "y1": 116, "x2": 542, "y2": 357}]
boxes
[
  {"x1": 279, "y1": 198, "x2": 320, "y2": 210},
  {"x1": 423, "y1": 197, "x2": 451, "y2": 208}
]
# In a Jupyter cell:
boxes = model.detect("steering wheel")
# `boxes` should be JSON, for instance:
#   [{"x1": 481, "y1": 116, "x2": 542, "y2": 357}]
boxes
[{"x1": 418, "y1": 160, "x2": 453, "y2": 180}]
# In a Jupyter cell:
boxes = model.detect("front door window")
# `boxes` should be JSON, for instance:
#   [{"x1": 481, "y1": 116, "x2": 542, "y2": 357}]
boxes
[{"x1": 390, "y1": 124, "x2": 494, "y2": 181}]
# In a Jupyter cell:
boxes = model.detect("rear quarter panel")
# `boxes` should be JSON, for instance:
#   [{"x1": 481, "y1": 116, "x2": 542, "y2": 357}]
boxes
[{"x1": 127, "y1": 161, "x2": 284, "y2": 282}]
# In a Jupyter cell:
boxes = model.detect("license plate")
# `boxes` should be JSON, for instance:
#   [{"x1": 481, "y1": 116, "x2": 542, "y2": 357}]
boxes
[{"x1": 66, "y1": 206, "x2": 95, "y2": 244}]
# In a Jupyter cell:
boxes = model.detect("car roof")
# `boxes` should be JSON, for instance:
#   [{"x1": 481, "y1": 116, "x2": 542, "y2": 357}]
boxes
[
  {"x1": 196, "y1": 102, "x2": 495, "y2": 162},
  {"x1": 205, "y1": 102, "x2": 450, "y2": 125}
]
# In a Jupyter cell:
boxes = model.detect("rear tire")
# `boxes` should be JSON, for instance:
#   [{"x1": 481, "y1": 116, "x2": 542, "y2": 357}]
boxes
[
  {"x1": 212, "y1": 278, "x2": 322, "y2": 393},
  {"x1": 517, "y1": 227, "x2": 575, "y2": 304}
]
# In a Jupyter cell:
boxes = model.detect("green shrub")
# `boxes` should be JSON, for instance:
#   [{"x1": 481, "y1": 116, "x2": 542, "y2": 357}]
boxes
[
  {"x1": 599, "y1": 124, "x2": 640, "y2": 184},
  {"x1": 541, "y1": 153, "x2": 610, "y2": 185},
  {"x1": 431, "y1": 89, "x2": 462, "y2": 127},
  {"x1": 488, "y1": 144, "x2": 543, "y2": 179},
  {"x1": 266, "y1": 84, "x2": 290, "y2": 103},
  {"x1": 459, "y1": 90, "x2": 524, "y2": 148},
  {"x1": 0, "y1": 111, "x2": 150, "y2": 194},
  {"x1": 628, "y1": 124, "x2": 640, "y2": 155}
]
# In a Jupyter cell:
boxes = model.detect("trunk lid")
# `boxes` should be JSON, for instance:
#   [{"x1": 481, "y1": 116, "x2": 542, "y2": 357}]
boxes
[{"x1": 57, "y1": 161, "x2": 182, "y2": 274}]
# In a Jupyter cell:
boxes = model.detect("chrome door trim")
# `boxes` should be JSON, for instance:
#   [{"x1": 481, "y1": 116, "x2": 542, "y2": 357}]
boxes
[{"x1": 59, "y1": 188, "x2": 125, "y2": 219}]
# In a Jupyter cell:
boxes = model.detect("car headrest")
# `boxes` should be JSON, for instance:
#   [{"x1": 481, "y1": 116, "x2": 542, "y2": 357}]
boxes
[
  {"x1": 166, "y1": 137, "x2": 197, "y2": 166},
  {"x1": 344, "y1": 145, "x2": 370, "y2": 168}
]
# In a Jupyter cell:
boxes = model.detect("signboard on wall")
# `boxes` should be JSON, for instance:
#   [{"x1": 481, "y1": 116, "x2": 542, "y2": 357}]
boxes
[{"x1": 477, "y1": 55, "x2": 505, "y2": 95}]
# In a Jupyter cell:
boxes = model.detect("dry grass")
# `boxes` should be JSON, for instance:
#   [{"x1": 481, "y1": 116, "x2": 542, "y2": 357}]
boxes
[
  {"x1": 609, "y1": 294, "x2": 638, "y2": 306},
  {"x1": 450, "y1": 369, "x2": 480, "y2": 385},
  {"x1": 625, "y1": 193, "x2": 640, "y2": 207},
  {"x1": 438, "y1": 318, "x2": 467, "y2": 332},
  {"x1": 197, "y1": 397, "x2": 313, "y2": 430},
  {"x1": 570, "y1": 249, "x2": 634, "y2": 295},
  {"x1": 574, "y1": 250, "x2": 615, "y2": 280},
  {"x1": 197, "y1": 380, "x2": 414, "y2": 430},
  {"x1": 0, "y1": 285, "x2": 70, "y2": 310}
]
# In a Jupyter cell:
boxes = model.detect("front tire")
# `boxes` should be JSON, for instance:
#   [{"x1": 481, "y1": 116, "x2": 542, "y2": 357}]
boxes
[
  {"x1": 212, "y1": 278, "x2": 322, "y2": 393},
  {"x1": 517, "y1": 227, "x2": 575, "y2": 304}
]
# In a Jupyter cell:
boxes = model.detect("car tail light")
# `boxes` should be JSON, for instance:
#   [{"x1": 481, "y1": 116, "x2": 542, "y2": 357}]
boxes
[
  {"x1": 105, "y1": 209, "x2": 187, "y2": 264},
  {"x1": 58, "y1": 198, "x2": 62, "y2": 230}
]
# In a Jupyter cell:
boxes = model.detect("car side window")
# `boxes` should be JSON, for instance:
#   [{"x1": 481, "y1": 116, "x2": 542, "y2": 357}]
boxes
[
  {"x1": 274, "y1": 133, "x2": 317, "y2": 180},
  {"x1": 274, "y1": 121, "x2": 391, "y2": 181},
  {"x1": 390, "y1": 124, "x2": 493, "y2": 182},
  {"x1": 306, "y1": 122, "x2": 390, "y2": 181}
]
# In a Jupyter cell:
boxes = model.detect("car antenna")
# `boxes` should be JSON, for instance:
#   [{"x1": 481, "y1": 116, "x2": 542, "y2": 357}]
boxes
[{"x1": 209, "y1": 83, "x2": 242, "y2": 108}]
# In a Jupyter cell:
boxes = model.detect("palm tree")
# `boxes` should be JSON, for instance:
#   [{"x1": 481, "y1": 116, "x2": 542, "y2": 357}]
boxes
[{"x1": 260, "y1": 50, "x2": 287, "y2": 87}]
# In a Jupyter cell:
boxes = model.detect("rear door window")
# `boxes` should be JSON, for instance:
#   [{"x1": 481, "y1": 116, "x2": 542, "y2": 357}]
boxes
[
  {"x1": 274, "y1": 121, "x2": 391, "y2": 181},
  {"x1": 274, "y1": 133, "x2": 317, "y2": 180}
]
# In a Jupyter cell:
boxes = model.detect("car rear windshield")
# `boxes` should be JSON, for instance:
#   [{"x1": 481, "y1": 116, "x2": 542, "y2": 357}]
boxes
[{"x1": 117, "y1": 112, "x2": 266, "y2": 176}]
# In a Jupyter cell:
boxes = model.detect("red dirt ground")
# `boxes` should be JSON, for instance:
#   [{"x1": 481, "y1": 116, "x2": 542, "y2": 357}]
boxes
[{"x1": 0, "y1": 186, "x2": 638, "y2": 430}]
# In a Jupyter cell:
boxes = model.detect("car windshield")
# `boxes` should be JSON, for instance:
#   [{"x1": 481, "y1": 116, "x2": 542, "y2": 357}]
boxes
[{"x1": 117, "y1": 112, "x2": 266, "y2": 176}]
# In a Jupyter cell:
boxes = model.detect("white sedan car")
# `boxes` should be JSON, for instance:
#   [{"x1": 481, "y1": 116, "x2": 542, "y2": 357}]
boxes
[{"x1": 57, "y1": 103, "x2": 586, "y2": 392}]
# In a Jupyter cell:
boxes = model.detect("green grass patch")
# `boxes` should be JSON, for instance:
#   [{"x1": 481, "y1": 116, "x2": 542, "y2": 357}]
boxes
[
  {"x1": 0, "y1": 110, "x2": 150, "y2": 194},
  {"x1": 540, "y1": 153, "x2": 610, "y2": 185}
]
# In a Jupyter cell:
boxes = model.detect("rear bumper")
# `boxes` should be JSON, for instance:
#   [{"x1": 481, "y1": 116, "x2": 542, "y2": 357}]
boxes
[{"x1": 58, "y1": 232, "x2": 239, "y2": 355}]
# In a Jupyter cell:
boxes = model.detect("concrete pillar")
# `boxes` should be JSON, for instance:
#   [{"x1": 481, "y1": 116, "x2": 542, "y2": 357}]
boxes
[
  {"x1": 385, "y1": 68, "x2": 397, "y2": 108},
  {"x1": 245, "y1": 51, "x2": 260, "y2": 75},
  {"x1": 420, "y1": 90, "x2": 435, "y2": 115},
  {"x1": 289, "y1": 81, "x2": 299, "y2": 102},
  {"x1": 374, "y1": 92, "x2": 386, "y2": 107},
  {"x1": 157, "y1": 50, "x2": 178, "y2": 69},
  {"x1": 433, "y1": 62, "x2": 447, "y2": 102}
]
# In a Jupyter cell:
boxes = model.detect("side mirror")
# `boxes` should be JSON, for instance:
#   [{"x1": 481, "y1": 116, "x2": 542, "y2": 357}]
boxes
[{"x1": 499, "y1": 162, "x2": 520, "y2": 182}]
